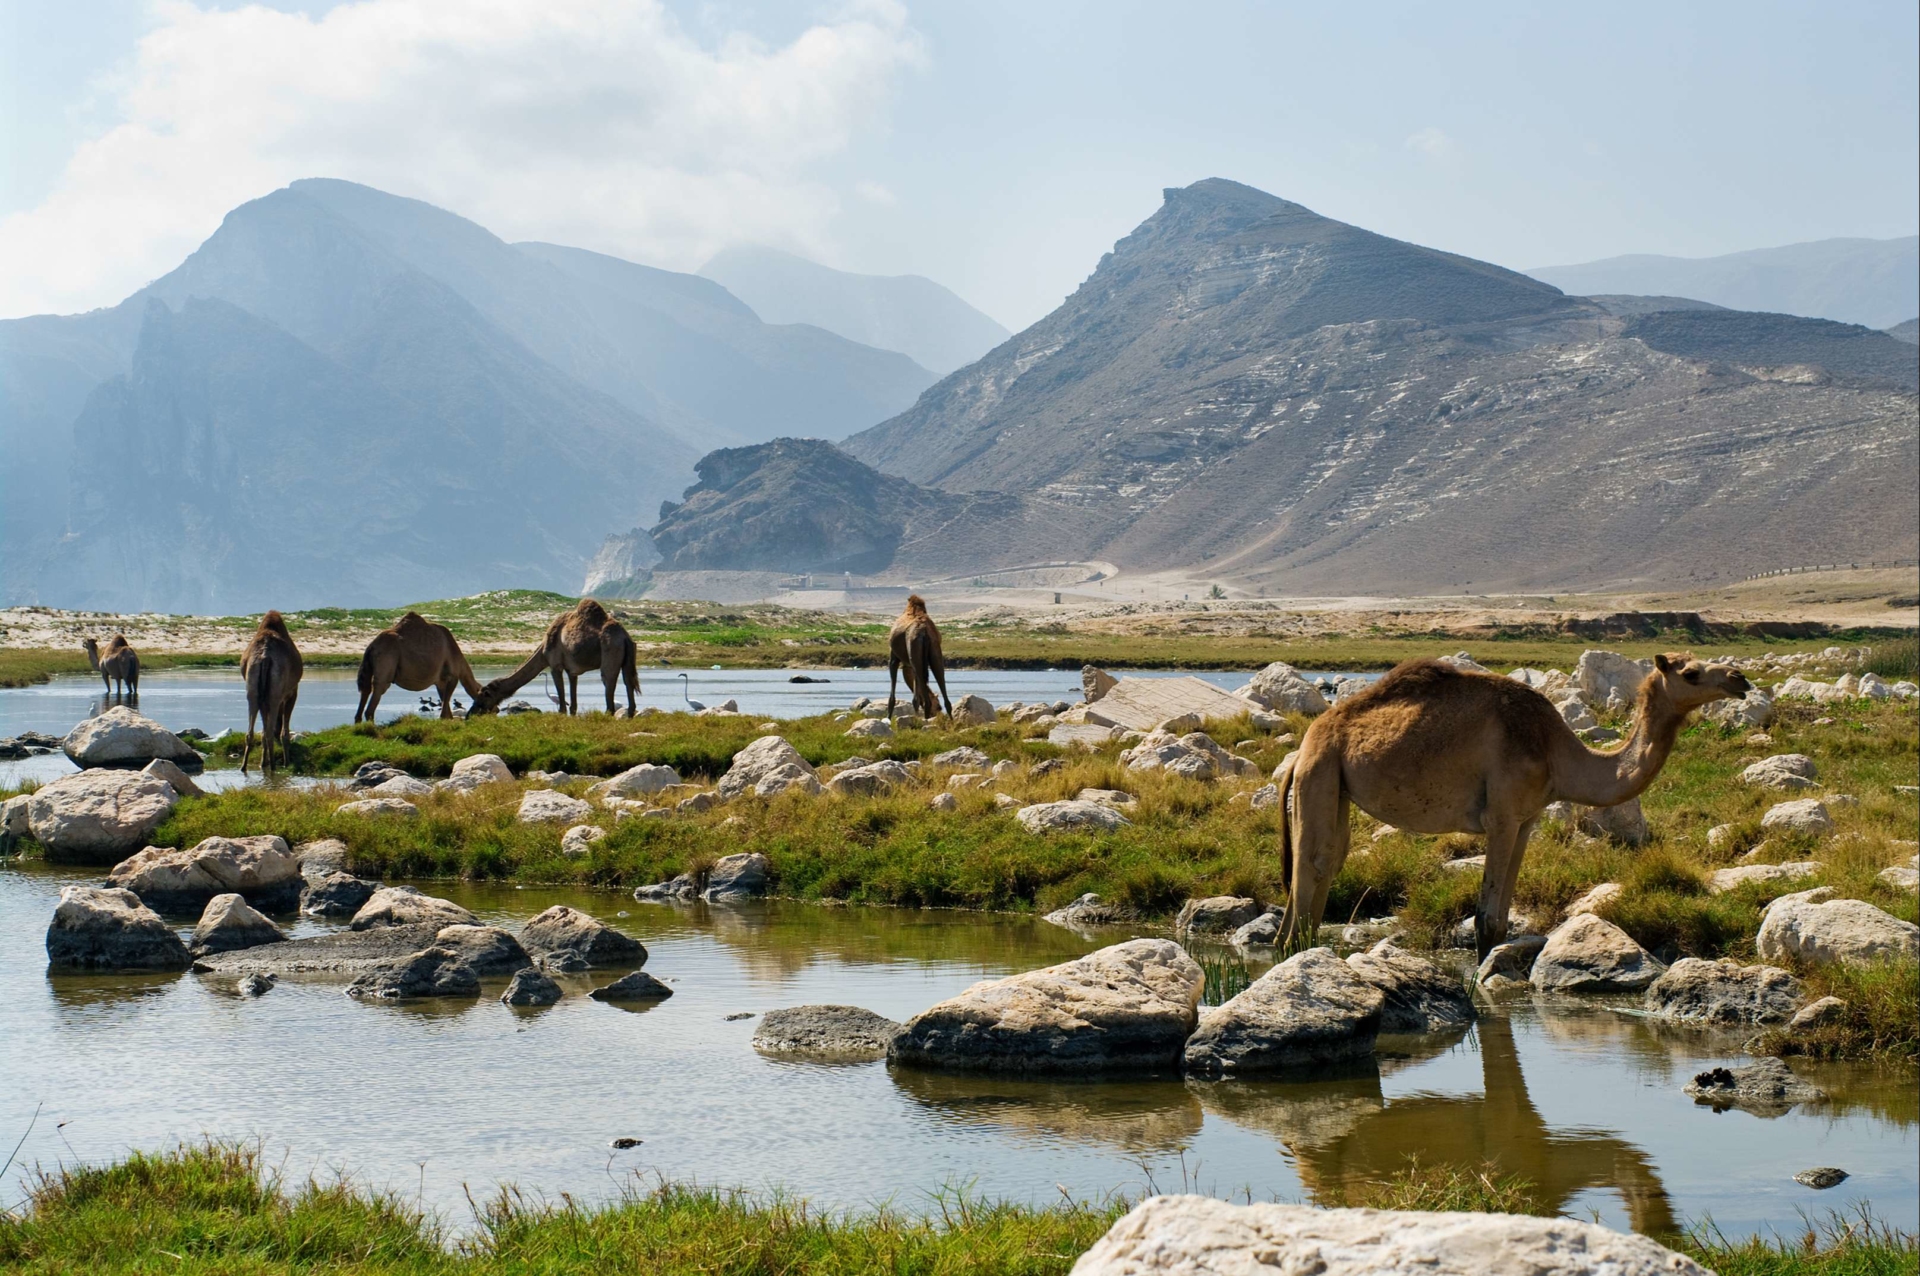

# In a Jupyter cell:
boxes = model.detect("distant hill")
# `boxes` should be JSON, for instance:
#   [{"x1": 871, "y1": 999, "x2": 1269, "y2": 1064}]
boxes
[
  {"x1": 700, "y1": 246, "x2": 1010, "y2": 375},
  {"x1": 819, "y1": 179, "x2": 1916, "y2": 594},
  {"x1": 1528, "y1": 236, "x2": 1919, "y2": 330},
  {"x1": 0, "y1": 180, "x2": 935, "y2": 610},
  {"x1": 1889, "y1": 318, "x2": 1919, "y2": 345}
]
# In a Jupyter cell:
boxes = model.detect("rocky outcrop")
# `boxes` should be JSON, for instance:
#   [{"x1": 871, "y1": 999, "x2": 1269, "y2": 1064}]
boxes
[
  {"x1": 589, "y1": 763, "x2": 679, "y2": 799},
  {"x1": 1119, "y1": 730, "x2": 1256, "y2": 780},
  {"x1": 1574, "y1": 650, "x2": 1651, "y2": 710},
  {"x1": 189, "y1": 923, "x2": 442, "y2": 976},
  {"x1": 704, "y1": 852, "x2": 771, "y2": 901},
  {"x1": 188, "y1": 893, "x2": 288, "y2": 957},
  {"x1": 1235, "y1": 662, "x2": 1329, "y2": 716},
  {"x1": 142, "y1": 758, "x2": 205, "y2": 798},
  {"x1": 519, "y1": 906, "x2": 646, "y2": 966},
  {"x1": 1684, "y1": 1057, "x2": 1825, "y2": 1115},
  {"x1": 717, "y1": 736, "x2": 819, "y2": 799},
  {"x1": 1070, "y1": 1194, "x2": 1711, "y2": 1276},
  {"x1": 108, "y1": 835, "x2": 301, "y2": 911},
  {"x1": 1742, "y1": 754, "x2": 1819, "y2": 790},
  {"x1": 432, "y1": 924, "x2": 533, "y2": 974},
  {"x1": 46, "y1": 885, "x2": 192, "y2": 970},
  {"x1": 61, "y1": 706, "x2": 204, "y2": 772},
  {"x1": 1183, "y1": 948, "x2": 1384, "y2": 1079},
  {"x1": 590, "y1": 970, "x2": 674, "y2": 1001},
  {"x1": 346, "y1": 945, "x2": 481, "y2": 999},
  {"x1": 1529, "y1": 915, "x2": 1665, "y2": 992},
  {"x1": 1757, "y1": 889, "x2": 1920, "y2": 966},
  {"x1": 1704, "y1": 689, "x2": 1774, "y2": 729},
  {"x1": 26, "y1": 769, "x2": 179, "y2": 863},
  {"x1": 888, "y1": 939, "x2": 1202, "y2": 1074},
  {"x1": 518, "y1": 789, "x2": 593, "y2": 824},
  {"x1": 502, "y1": 968, "x2": 563, "y2": 1006},
  {"x1": 1015, "y1": 800, "x2": 1131, "y2": 833},
  {"x1": 1175, "y1": 896, "x2": 1261, "y2": 936},
  {"x1": 349, "y1": 886, "x2": 477, "y2": 931},
  {"x1": 1345, "y1": 940, "x2": 1474, "y2": 1033},
  {"x1": 1643, "y1": 958, "x2": 1801, "y2": 1027},
  {"x1": 1042, "y1": 893, "x2": 1130, "y2": 930},
  {"x1": 301, "y1": 872, "x2": 377, "y2": 917},
  {"x1": 753, "y1": 1005, "x2": 901, "y2": 1059}
]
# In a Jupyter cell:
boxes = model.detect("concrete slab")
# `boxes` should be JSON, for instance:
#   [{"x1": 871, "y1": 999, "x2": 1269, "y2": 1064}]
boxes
[{"x1": 1083, "y1": 676, "x2": 1251, "y2": 732}]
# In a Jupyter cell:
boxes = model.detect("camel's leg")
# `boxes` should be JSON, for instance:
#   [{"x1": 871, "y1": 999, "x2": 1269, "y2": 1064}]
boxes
[
  {"x1": 930, "y1": 653, "x2": 954, "y2": 716},
  {"x1": 437, "y1": 675, "x2": 458, "y2": 719},
  {"x1": 886, "y1": 650, "x2": 901, "y2": 718},
  {"x1": 1277, "y1": 746, "x2": 1346, "y2": 952},
  {"x1": 601, "y1": 654, "x2": 620, "y2": 715},
  {"x1": 281, "y1": 689, "x2": 298, "y2": 745},
  {"x1": 363, "y1": 678, "x2": 388, "y2": 724},
  {"x1": 241, "y1": 704, "x2": 258, "y2": 774},
  {"x1": 567, "y1": 671, "x2": 579, "y2": 716},
  {"x1": 1475, "y1": 815, "x2": 1535, "y2": 962},
  {"x1": 550, "y1": 668, "x2": 566, "y2": 714}
]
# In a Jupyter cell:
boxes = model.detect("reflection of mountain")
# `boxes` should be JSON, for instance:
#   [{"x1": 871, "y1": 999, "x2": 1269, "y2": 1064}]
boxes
[{"x1": 890, "y1": 1068, "x2": 1202, "y2": 1153}]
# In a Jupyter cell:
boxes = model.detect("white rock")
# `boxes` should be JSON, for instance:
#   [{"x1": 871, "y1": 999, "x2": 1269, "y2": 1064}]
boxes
[
  {"x1": 754, "y1": 763, "x2": 824, "y2": 796},
  {"x1": 517, "y1": 789, "x2": 593, "y2": 824},
  {"x1": 845, "y1": 717, "x2": 895, "y2": 740},
  {"x1": 334, "y1": 797, "x2": 419, "y2": 818},
  {"x1": 1183, "y1": 948, "x2": 1384, "y2": 1078},
  {"x1": 1708, "y1": 861, "x2": 1823, "y2": 894},
  {"x1": 368, "y1": 774, "x2": 434, "y2": 798},
  {"x1": 26, "y1": 769, "x2": 179, "y2": 860},
  {"x1": 559, "y1": 824, "x2": 606, "y2": 856},
  {"x1": 1508, "y1": 667, "x2": 1572, "y2": 694},
  {"x1": 588, "y1": 762, "x2": 679, "y2": 799},
  {"x1": 1436, "y1": 651, "x2": 1490, "y2": 673},
  {"x1": 1070, "y1": 1195, "x2": 1712, "y2": 1276},
  {"x1": 45, "y1": 885, "x2": 192, "y2": 970},
  {"x1": 1531, "y1": 914, "x2": 1665, "y2": 992},
  {"x1": 928, "y1": 792, "x2": 957, "y2": 812},
  {"x1": 189, "y1": 892, "x2": 288, "y2": 956},
  {"x1": 948, "y1": 694, "x2": 995, "y2": 727},
  {"x1": 1704, "y1": 690, "x2": 1774, "y2": 729},
  {"x1": 1565, "y1": 882, "x2": 1621, "y2": 916},
  {"x1": 109, "y1": 835, "x2": 300, "y2": 908},
  {"x1": 704, "y1": 851, "x2": 772, "y2": 901},
  {"x1": 1, "y1": 793, "x2": 31, "y2": 838},
  {"x1": 828, "y1": 760, "x2": 913, "y2": 796},
  {"x1": 1236, "y1": 662, "x2": 1329, "y2": 716},
  {"x1": 1015, "y1": 800, "x2": 1132, "y2": 833},
  {"x1": 449, "y1": 753, "x2": 513, "y2": 785},
  {"x1": 141, "y1": 757, "x2": 204, "y2": 798},
  {"x1": 1878, "y1": 865, "x2": 1919, "y2": 892},
  {"x1": 1577, "y1": 798, "x2": 1649, "y2": 846},
  {"x1": 1757, "y1": 888, "x2": 1920, "y2": 966},
  {"x1": 1076, "y1": 788, "x2": 1138, "y2": 808},
  {"x1": 716, "y1": 736, "x2": 818, "y2": 799},
  {"x1": 1742, "y1": 754, "x2": 1819, "y2": 790},
  {"x1": 1761, "y1": 799, "x2": 1833, "y2": 836},
  {"x1": 350, "y1": 885, "x2": 477, "y2": 931},
  {"x1": 61, "y1": 706, "x2": 203, "y2": 770},
  {"x1": 1555, "y1": 695, "x2": 1599, "y2": 732},
  {"x1": 930, "y1": 746, "x2": 990, "y2": 769},
  {"x1": 1049, "y1": 723, "x2": 1121, "y2": 749},
  {"x1": 1248, "y1": 783, "x2": 1280, "y2": 811},
  {"x1": 1706, "y1": 824, "x2": 1736, "y2": 852}
]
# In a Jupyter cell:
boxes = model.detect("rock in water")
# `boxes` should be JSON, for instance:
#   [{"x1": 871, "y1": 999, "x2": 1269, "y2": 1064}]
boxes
[
  {"x1": 1794, "y1": 1167, "x2": 1849, "y2": 1189},
  {"x1": 1345, "y1": 940, "x2": 1475, "y2": 1033},
  {"x1": 141, "y1": 757, "x2": 205, "y2": 798},
  {"x1": 1643, "y1": 958, "x2": 1801, "y2": 1027},
  {"x1": 518, "y1": 906, "x2": 646, "y2": 966},
  {"x1": 349, "y1": 886, "x2": 478, "y2": 931},
  {"x1": 238, "y1": 973, "x2": 276, "y2": 997},
  {"x1": 46, "y1": 885, "x2": 192, "y2": 970},
  {"x1": 1229, "y1": 911, "x2": 1283, "y2": 947},
  {"x1": 889, "y1": 939, "x2": 1202, "y2": 1074},
  {"x1": 704, "y1": 852, "x2": 771, "y2": 901},
  {"x1": 752, "y1": 1005, "x2": 900, "y2": 1059},
  {"x1": 591, "y1": 971, "x2": 674, "y2": 1001},
  {"x1": 189, "y1": 893, "x2": 288, "y2": 957},
  {"x1": 1175, "y1": 896, "x2": 1261, "y2": 936},
  {"x1": 1183, "y1": 948, "x2": 1384, "y2": 1079},
  {"x1": 1530, "y1": 914, "x2": 1666, "y2": 992},
  {"x1": 1757, "y1": 889, "x2": 1920, "y2": 967},
  {"x1": 432, "y1": 925, "x2": 533, "y2": 974},
  {"x1": 501, "y1": 968, "x2": 563, "y2": 1007},
  {"x1": 301, "y1": 873, "x2": 377, "y2": 918},
  {"x1": 1684, "y1": 1058, "x2": 1825, "y2": 1114},
  {"x1": 61, "y1": 706, "x2": 204, "y2": 771},
  {"x1": 26, "y1": 769, "x2": 178, "y2": 863},
  {"x1": 346, "y1": 946, "x2": 481, "y2": 999},
  {"x1": 1042, "y1": 893, "x2": 1129, "y2": 929},
  {"x1": 1071, "y1": 1195, "x2": 1710, "y2": 1276},
  {"x1": 109, "y1": 835, "x2": 302, "y2": 911}
]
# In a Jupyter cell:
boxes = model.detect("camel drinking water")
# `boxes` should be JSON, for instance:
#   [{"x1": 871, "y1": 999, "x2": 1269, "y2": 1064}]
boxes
[
  {"x1": 82, "y1": 635, "x2": 140, "y2": 697},
  {"x1": 886, "y1": 595, "x2": 954, "y2": 721},
  {"x1": 353, "y1": 612, "x2": 486, "y2": 724},
  {"x1": 467, "y1": 598, "x2": 639, "y2": 717},
  {"x1": 240, "y1": 611, "x2": 304, "y2": 773},
  {"x1": 1273, "y1": 653, "x2": 1750, "y2": 959}
]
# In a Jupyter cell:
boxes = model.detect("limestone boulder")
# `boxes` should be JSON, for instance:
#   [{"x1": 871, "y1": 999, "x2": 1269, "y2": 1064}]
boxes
[
  {"x1": 349, "y1": 885, "x2": 477, "y2": 931},
  {"x1": 1474, "y1": 934, "x2": 1547, "y2": 987},
  {"x1": 1787, "y1": 996, "x2": 1849, "y2": 1032},
  {"x1": 1577, "y1": 798, "x2": 1649, "y2": 846},
  {"x1": 27, "y1": 769, "x2": 179, "y2": 862},
  {"x1": 949, "y1": 694, "x2": 995, "y2": 727},
  {"x1": 1346, "y1": 939, "x2": 1475, "y2": 1033},
  {"x1": 930, "y1": 746, "x2": 990, "y2": 769},
  {"x1": 1565, "y1": 882, "x2": 1621, "y2": 916},
  {"x1": 301, "y1": 872, "x2": 377, "y2": 918},
  {"x1": 1574, "y1": 650, "x2": 1652, "y2": 710},
  {"x1": 1183, "y1": 948, "x2": 1384, "y2": 1079},
  {"x1": 368, "y1": 774, "x2": 433, "y2": 799},
  {"x1": 1508, "y1": 666, "x2": 1572, "y2": 694},
  {"x1": 590, "y1": 970, "x2": 674, "y2": 1001},
  {"x1": 450, "y1": 753, "x2": 514, "y2": 785},
  {"x1": 1704, "y1": 689, "x2": 1775, "y2": 729},
  {"x1": 295, "y1": 838, "x2": 349, "y2": 880},
  {"x1": 142, "y1": 758, "x2": 205, "y2": 798},
  {"x1": 888, "y1": 939, "x2": 1202, "y2": 1074},
  {"x1": 1708, "y1": 862, "x2": 1823, "y2": 894},
  {"x1": 704, "y1": 851, "x2": 772, "y2": 902},
  {"x1": 1644, "y1": 958, "x2": 1801, "y2": 1027},
  {"x1": 1743, "y1": 754, "x2": 1819, "y2": 790},
  {"x1": 1015, "y1": 800, "x2": 1132, "y2": 833},
  {"x1": 1070, "y1": 1195, "x2": 1711, "y2": 1276},
  {"x1": 828, "y1": 759, "x2": 913, "y2": 797},
  {"x1": 1175, "y1": 896, "x2": 1261, "y2": 936},
  {"x1": 1236, "y1": 662, "x2": 1329, "y2": 716},
  {"x1": 519, "y1": 906, "x2": 646, "y2": 966},
  {"x1": 1042, "y1": 893, "x2": 1130, "y2": 930},
  {"x1": 632, "y1": 873, "x2": 699, "y2": 903},
  {"x1": 753, "y1": 1005, "x2": 901, "y2": 1059},
  {"x1": 754, "y1": 764, "x2": 823, "y2": 796},
  {"x1": 716, "y1": 736, "x2": 818, "y2": 799},
  {"x1": 502, "y1": 968, "x2": 562, "y2": 1007},
  {"x1": 46, "y1": 885, "x2": 192, "y2": 970},
  {"x1": 1530, "y1": 914, "x2": 1665, "y2": 992},
  {"x1": 109, "y1": 835, "x2": 301, "y2": 911},
  {"x1": 2, "y1": 793, "x2": 32, "y2": 839},
  {"x1": 334, "y1": 798, "x2": 418, "y2": 819},
  {"x1": 518, "y1": 789, "x2": 593, "y2": 824},
  {"x1": 188, "y1": 893, "x2": 288, "y2": 957},
  {"x1": 559, "y1": 824, "x2": 606, "y2": 857},
  {"x1": 61, "y1": 706, "x2": 204, "y2": 771},
  {"x1": 1761, "y1": 799, "x2": 1834, "y2": 836},
  {"x1": 845, "y1": 717, "x2": 895, "y2": 740},
  {"x1": 589, "y1": 763, "x2": 680, "y2": 799},
  {"x1": 1228, "y1": 911, "x2": 1282, "y2": 947},
  {"x1": 1879, "y1": 864, "x2": 1919, "y2": 892},
  {"x1": 431, "y1": 924, "x2": 533, "y2": 974},
  {"x1": 1757, "y1": 889, "x2": 1919, "y2": 966},
  {"x1": 346, "y1": 946, "x2": 481, "y2": 999}
]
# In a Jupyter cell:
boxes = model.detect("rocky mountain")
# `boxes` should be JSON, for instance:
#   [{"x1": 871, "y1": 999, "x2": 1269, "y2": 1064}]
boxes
[
  {"x1": 0, "y1": 180, "x2": 936, "y2": 610},
  {"x1": 837, "y1": 179, "x2": 1917, "y2": 594},
  {"x1": 1889, "y1": 318, "x2": 1919, "y2": 345},
  {"x1": 700, "y1": 246, "x2": 1010, "y2": 375},
  {"x1": 1528, "y1": 236, "x2": 1919, "y2": 330}
]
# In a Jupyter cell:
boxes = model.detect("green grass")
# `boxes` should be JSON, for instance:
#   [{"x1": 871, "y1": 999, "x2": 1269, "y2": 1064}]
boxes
[
  {"x1": 1752, "y1": 959, "x2": 1920, "y2": 1065},
  {"x1": 1858, "y1": 635, "x2": 1919, "y2": 682},
  {"x1": 2, "y1": 1144, "x2": 1911, "y2": 1275}
]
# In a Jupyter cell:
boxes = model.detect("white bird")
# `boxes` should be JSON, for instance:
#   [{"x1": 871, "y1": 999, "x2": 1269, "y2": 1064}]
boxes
[{"x1": 677, "y1": 673, "x2": 706, "y2": 711}]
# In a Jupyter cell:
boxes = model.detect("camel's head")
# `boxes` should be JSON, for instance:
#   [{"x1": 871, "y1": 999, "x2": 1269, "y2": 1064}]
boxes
[
  {"x1": 903, "y1": 593, "x2": 929, "y2": 618},
  {"x1": 467, "y1": 680, "x2": 510, "y2": 716},
  {"x1": 81, "y1": 637, "x2": 98, "y2": 657},
  {"x1": 1652, "y1": 652, "x2": 1752, "y2": 711}
]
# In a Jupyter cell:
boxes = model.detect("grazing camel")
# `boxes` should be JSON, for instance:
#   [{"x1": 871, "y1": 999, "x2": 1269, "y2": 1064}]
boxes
[
  {"x1": 1274, "y1": 653, "x2": 1751, "y2": 959},
  {"x1": 353, "y1": 612, "x2": 486, "y2": 724},
  {"x1": 468, "y1": 598, "x2": 639, "y2": 716},
  {"x1": 240, "y1": 611, "x2": 303, "y2": 774},
  {"x1": 886, "y1": 594, "x2": 954, "y2": 720},
  {"x1": 83, "y1": 635, "x2": 140, "y2": 697}
]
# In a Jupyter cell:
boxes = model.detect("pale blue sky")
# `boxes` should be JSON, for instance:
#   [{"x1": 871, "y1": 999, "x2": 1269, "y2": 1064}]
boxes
[{"x1": 4, "y1": 0, "x2": 1915, "y2": 326}]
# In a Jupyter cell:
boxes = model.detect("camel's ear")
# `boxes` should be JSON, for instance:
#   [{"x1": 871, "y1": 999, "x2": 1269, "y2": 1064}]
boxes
[{"x1": 1653, "y1": 653, "x2": 1675, "y2": 674}]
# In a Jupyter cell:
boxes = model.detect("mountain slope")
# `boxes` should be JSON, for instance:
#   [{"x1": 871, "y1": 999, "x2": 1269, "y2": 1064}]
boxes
[
  {"x1": 839, "y1": 179, "x2": 1917, "y2": 593},
  {"x1": 1528, "y1": 237, "x2": 1919, "y2": 330},
  {"x1": 700, "y1": 245, "x2": 1010, "y2": 375}
]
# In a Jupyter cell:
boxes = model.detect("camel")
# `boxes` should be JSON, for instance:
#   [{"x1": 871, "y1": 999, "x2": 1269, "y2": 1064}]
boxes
[
  {"x1": 468, "y1": 598, "x2": 639, "y2": 716},
  {"x1": 353, "y1": 611, "x2": 486, "y2": 724},
  {"x1": 83, "y1": 635, "x2": 140, "y2": 697},
  {"x1": 886, "y1": 594, "x2": 954, "y2": 720},
  {"x1": 1274, "y1": 653, "x2": 1750, "y2": 960},
  {"x1": 240, "y1": 611, "x2": 303, "y2": 773}
]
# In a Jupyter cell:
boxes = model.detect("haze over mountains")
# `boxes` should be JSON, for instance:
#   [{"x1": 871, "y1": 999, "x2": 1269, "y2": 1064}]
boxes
[
  {"x1": 1528, "y1": 237, "x2": 1918, "y2": 331},
  {"x1": 664, "y1": 179, "x2": 1915, "y2": 594},
  {"x1": 0, "y1": 180, "x2": 935, "y2": 612}
]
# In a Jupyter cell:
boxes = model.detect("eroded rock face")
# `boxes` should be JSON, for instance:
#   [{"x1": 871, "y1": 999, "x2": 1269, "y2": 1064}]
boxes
[
  {"x1": 888, "y1": 939, "x2": 1202, "y2": 1074},
  {"x1": 1345, "y1": 940, "x2": 1475, "y2": 1034},
  {"x1": 349, "y1": 886, "x2": 477, "y2": 931},
  {"x1": 1236, "y1": 662, "x2": 1329, "y2": 716},
  {"x1": 1070, "y1": 1195, "x2": 1711, "y2": 1276},
  {"x1": 27, "y1": 769, "x2": 179, "y2": 863},
  {"x1": 1757, "y1": 889, "x2": 1920, "y2": 967},
  {"x1": 1644, "y1": 958, "x2": 1801, "y2": 1027},
  {"x1": 704, "y1": 852, "x2": 771, "y2": 901},
  {"x1": 1685, "y1": 1057, "x2": 1825, "y2": 1115},
  {"x1": 62, "y1": 707, "x2": 204, "y2": 771},
  {"x1": 518, "y1": 789, "x2": 593, "y2": 824},
  {"x1": 1530, "y1": 914, "x2": 1665, "y2": 992},
  {"x1": 46, "y1": 885, "x2": 192, "y2": 970},
  {"x1": 519, "y1": 906, "x2": 646, "y2": 966},
  {"x1": 717, "y1": 736, "x2": 819, "y2": 799},
  {"x1": 109, "y1": 835, "x2": 301, "y2": 911},
  {"x1": 1575, "y1": 650, "x2": 1652, "y2": 710},
  {"x1": 1015, "y1": 800, "x2": 1132, "y2": 833},
  {"x1": 753, "y1": 1005, "x2": 900, "y2": 1059},
  {"x1": 1183, "y1": 948, "x2": 1384, "y2": 1079},
  {"x1": 189, "y1": 893, "x2": 288, "y2": 958},
  {"x1": 346, "y1": 946, "x2": 481, "y2": 999}
]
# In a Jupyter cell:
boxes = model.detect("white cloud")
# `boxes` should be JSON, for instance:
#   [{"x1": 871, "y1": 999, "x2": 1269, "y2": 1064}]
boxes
[
  {"x1": 1403, "y1": 126, "x2": 1458, "y2": 161},
  {"x1": 853, "y1": 179, "x2": 897, "y2": 205},
  {"x1": 0, "y1": 0, "x2": 924, "y2": 317}
]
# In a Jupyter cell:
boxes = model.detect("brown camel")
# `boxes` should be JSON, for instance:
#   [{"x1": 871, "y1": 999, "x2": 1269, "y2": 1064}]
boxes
[
  {"x1": 1274, "y1": 653, "x2": 1750, "y2": 959},
  {"x1": 886, "y1": 594, "x2": 954, "y2": 720},
  {"x1": 353, "y1": 611, "x2": 486, "y2": 723},
  {"x1": 83, "y1": 635, "x2": 140, "y2": 697},
  {"x1": 240, "y1": 611, "x2": 303, "y2": 773},
  {"x1": 468, "y1": 598, "x2": 639, "y2": 716}
]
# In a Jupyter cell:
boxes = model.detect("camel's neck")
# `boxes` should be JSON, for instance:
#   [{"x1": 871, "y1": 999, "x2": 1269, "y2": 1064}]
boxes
[
  {"x1": 85, "y1": 647, "x2": 100, "y2": 671},
  {"x1": 487, "y1": 648, "x2": 551, "y2": 698},
  {"x1": 1549, "y1": 676, "x2": 1688, "y2": 807}
]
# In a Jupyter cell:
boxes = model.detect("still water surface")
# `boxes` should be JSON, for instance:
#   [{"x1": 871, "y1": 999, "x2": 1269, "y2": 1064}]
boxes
[{"x1": 2, "y1": 866, "x2": 1911, "y2": 1237}]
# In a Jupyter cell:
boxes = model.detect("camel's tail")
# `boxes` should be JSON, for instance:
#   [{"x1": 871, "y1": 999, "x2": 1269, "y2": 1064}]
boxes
[
  {"x1": 622, "y1": 637, "x2": 640, "y2": 696},
  {"x1": 1273, "y1": 748, "x2": 1300, "y2": 898},
  {"x1": 356, "y1": 652, "x2": 375, "y2": 694}
]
